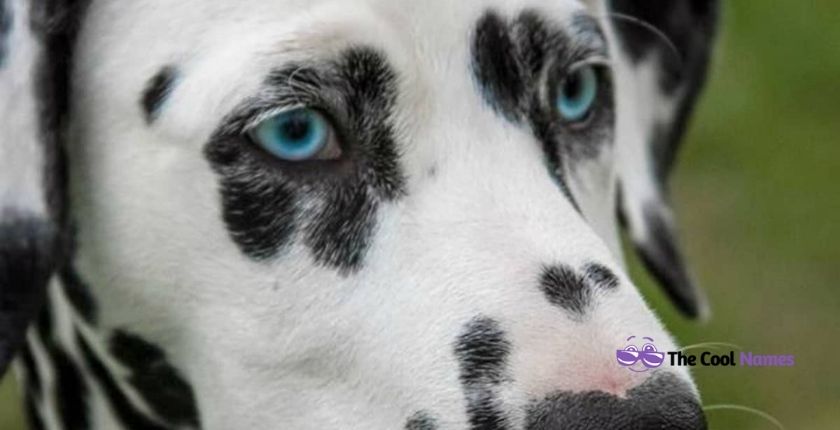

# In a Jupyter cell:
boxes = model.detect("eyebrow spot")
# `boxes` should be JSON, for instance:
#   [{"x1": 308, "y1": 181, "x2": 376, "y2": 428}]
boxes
[
  {"x1": 141, "y1": 66, "x2": 178, "y2": 123},
  {"x1": 472, "y1": 10, "x2": 527, "y2": 120}
]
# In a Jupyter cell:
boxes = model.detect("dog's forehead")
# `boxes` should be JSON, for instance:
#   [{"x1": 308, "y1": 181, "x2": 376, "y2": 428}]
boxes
[{"x1": 94, "y1": 0, "x2": 594, "y2": 67}]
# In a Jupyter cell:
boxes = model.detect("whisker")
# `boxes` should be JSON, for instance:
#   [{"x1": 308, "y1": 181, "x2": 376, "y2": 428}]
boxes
[
  {"x1": 598, "y1": 12, "x2": 683, "y2": 69},
  {"x1": 680, "y1": 342, "x2": 743, "y2": 352},
  {"x1": 704, "y1": 404, "x2": 786, "y2": 430}
]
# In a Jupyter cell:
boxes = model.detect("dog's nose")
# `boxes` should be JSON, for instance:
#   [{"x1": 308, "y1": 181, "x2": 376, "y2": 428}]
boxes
[{"x1": 525, "y1": 373, "x2": 706, "y2": 430}]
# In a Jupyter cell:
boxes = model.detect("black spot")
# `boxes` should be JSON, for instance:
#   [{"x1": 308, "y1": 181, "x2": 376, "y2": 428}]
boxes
[
  {"x1": 539, "y1": 264, "x2": 616, "y2": 317},
  {"x1": 584, "y1": 263, "x2": 619, "y2": 290},
  {"x1": 0, "y1": 0, "x2": 12, "y2": 68},
  {"x1": 141, "y1": 66, "x2": 178, "y2": 123},
  {"x1": 635, "y1": 204, "x2": 702, "y2": 318},
  {"x1": 206, "y1": 47, "x2": 405, "y2": 273},
  {"x1": 525, "y1": 372, "x2": 706, "y2": 429},
  {"x1": 0, "y1": 214, "x2": 56, "y2": 376},
  {"x1": 49, "y1": 344, "x2": 90, "y2": 430},
  {"x1": 454, "y1": 317, "x2": 512, "y2": 430},
  {"x1": 77, "y1": 332, "x2": 169, "y2": 430},
  {"x1": 109, "y1": 330, "x2": 201, "y2": 428},
  {"x1": 455, "y1": 317, "x2": 510, "y2": 385},
  {"x1": 405, "y1": 411, "x2": 438, "y2": 430},
  {"x1": 59, "y1": 266, "x2": 97, "y2": 324}
]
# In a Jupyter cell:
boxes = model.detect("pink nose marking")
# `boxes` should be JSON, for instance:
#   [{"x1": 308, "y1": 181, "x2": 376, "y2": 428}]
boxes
[{"x1": 592, "y1": 369, "x2": 638, "y2": 397}]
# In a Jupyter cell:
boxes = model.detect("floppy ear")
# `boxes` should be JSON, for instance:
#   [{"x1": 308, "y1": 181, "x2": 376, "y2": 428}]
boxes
[
  {"x1": 606, "y1": 0, "x2": 720, "y2": 319},
  {"x1": 0, "y1": 0, "x2": 81, "y2": 375}
]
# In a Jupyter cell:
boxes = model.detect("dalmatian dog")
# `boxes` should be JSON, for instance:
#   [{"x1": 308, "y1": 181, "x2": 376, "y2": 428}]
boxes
[{"x1": 0, "y1": 0, "x2": 719, "y2": 428}]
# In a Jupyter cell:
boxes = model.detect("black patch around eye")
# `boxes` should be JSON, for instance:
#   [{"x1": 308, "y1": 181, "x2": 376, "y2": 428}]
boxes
[
  {"x1": 205, "y1": 143, "x2": 299, "y2": 261},
  {"x1": 0, "y1": 213, "x2": 56, "y2": 375},
  {"x1": 76, "y1": 332, "x2": 170, "y2": 430},
  {"x1": 109, "y1": 330, "x2": 201, "y2": 428},
  {"x1": 304, "y1": 181, "x2": 378, "y2": 273},
  {"x1": 405, "y1": 411, "x2": 438, "y2": 430},
  {"x1": 454, "y1": 316, "x2": 512, "y2": 430},
  {"x1": 141, "y1": 66, "x2": 178, "y2": 123},
  {"x1": 206, "y1": 47, "x2": 405, "y2": 273},
  {"x1": 0, "y1": 0, "x2": 12, "y2": 68}
]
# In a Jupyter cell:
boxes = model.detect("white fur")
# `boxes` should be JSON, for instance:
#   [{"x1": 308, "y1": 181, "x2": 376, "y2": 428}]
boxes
[{"x1": 0, "y1": 0, "x2": 46, "y2": 216}]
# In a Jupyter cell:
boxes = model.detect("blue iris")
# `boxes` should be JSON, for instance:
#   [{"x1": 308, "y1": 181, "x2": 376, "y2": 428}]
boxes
[
  {"x1": 556, "y1": 66, "x2": 598, "y2": 122},
  {"x1": 252, "y1": 109, "x2": 329, "y2": 161}
]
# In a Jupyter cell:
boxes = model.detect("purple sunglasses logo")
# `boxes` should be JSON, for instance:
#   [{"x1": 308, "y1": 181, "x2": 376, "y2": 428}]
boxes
[{"x1": 616, "y1": 336, "x2": 665, "y2": 372}]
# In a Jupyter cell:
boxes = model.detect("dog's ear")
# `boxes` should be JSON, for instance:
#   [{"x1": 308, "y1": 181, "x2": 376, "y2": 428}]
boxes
[
  {"x1": 607, "y1": 0, "x2": 720, "y2": 319},
  {"x1": 0, "y1": 0, "x2": 82, "y2": 375}
]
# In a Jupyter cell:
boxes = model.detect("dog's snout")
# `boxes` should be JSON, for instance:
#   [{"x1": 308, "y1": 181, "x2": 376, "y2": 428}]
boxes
[{"x1": 525, "y1": 373, "x2": 706, "y2": 430}]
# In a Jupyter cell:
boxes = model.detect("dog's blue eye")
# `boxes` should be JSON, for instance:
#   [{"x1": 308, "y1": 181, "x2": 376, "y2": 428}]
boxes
[
  {"x1": 556, "y1": 65, "x2": 598, "y2": 122},
  {"x1": 251, "y1": 109, "x2": 332, "y2": 161}
]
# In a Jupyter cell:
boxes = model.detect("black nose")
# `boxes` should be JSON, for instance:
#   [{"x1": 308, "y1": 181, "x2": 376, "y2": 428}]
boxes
[{"x1": 525, "y1": 373, "x2": 706, "y2": 430}]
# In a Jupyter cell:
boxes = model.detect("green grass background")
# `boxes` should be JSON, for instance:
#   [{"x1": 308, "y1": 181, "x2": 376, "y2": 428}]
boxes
[{"x1": 2, "y1": 1, "x2": 839, "y2": 428}]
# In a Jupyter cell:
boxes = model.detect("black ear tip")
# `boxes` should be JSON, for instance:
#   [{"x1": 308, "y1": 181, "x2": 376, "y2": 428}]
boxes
[
  {"x1": 0, "y1": 214, "x2": 58, "y2": 376},
  {"x1": 631, "y1": 203, "x2": 710, "y2": 321},
  {"x1": 633, "y1": 204, "x2": 710, "y2": 320},
  {"x1": 636, "y1": 240, "x2": 710, "y2": 321}
]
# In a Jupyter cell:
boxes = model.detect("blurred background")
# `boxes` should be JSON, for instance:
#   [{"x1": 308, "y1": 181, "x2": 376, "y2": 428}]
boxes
[{"x1": 2, "y1": 1, "x2": 839, "y2": 428}]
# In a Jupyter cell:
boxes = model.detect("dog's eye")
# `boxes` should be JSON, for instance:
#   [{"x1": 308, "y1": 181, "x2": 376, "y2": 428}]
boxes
[
  {"x1": 249, "y1": 108, "x2": 340, "y2": 161},
  {"x1": 556, "y1": 65, "x2": 599, "y2": 123}
]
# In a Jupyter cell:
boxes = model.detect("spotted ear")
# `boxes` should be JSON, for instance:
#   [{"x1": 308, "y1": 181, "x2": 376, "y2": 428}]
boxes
[
  {"x1": 0, "y1": 0, "x2": 81, "y2": 375},
  {"x1": 606, "y1": 0, "x2": 720, "y2": 319}
]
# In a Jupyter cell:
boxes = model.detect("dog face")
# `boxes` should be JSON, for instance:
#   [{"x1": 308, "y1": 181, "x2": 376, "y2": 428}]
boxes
[{"x1": 0, "y1": 0, "x2": 719, "y2": 428}]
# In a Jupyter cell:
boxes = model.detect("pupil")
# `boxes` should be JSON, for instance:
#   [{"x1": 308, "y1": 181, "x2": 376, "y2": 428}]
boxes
[
  {"x1": 564, "y1": 73, "x2": 582, "y2": 100},
  {"x1": 281, "y1": 114, "x2": 312, "y2": 142}
]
